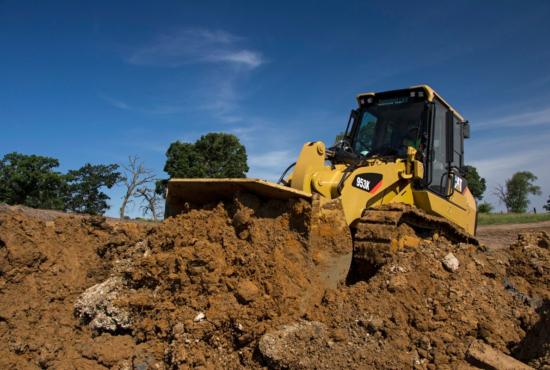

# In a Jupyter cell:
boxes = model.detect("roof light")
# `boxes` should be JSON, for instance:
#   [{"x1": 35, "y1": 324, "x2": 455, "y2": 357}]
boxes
[
  {"x1": 418, "y1": 91, "x2": 425, "y2": 97},
  {"x1": 360, "y1": 99, "x2": 365, "y2": 105},
  {"x1": 410, "y1": 91, "x2": 416, "y2": 97},
  {"x1": 367, "y1": 97, "x2": 373, "y2": 104}
]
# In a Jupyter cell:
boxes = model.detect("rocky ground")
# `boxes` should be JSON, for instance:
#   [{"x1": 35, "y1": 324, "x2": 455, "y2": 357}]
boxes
[{"x1": 0, "y1": 200, "x2": 549, "y2": 369}]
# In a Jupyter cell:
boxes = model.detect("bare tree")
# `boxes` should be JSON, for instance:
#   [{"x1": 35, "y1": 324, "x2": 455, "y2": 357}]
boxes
[
  {"x1": 136, "y1": 187, "x2": 163, "y2": 221},
  {"x1": 494, "y1": 184, "x2": 508, "y2": 212},
  {"x1": 119, "y1": 156, "x2": 155, "y2": 219}
]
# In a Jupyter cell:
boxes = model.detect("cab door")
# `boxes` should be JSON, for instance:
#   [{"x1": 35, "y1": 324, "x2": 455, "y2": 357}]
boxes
[{"x1": 413, "y1": 99, "x2": 476, "y2": 234}]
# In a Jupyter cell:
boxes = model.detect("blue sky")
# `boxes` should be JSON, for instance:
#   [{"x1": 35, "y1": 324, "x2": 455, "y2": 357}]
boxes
[{"x1": 1, "y1": 0, "x2": 550, "y2": 217}]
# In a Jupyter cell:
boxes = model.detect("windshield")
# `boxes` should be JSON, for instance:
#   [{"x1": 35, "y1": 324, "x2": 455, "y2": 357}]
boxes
[{"x1": 352, "y1": 101, "x2": 427, "y2": 157}]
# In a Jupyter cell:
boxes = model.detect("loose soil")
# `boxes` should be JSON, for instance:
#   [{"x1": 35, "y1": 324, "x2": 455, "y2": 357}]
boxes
[{"x1": 1, "y1": 201, "x2": 549, "y2": 369}]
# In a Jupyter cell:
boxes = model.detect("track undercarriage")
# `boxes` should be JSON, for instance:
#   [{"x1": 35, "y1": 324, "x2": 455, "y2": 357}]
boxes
[{"x1": 348, "y1": 204, "x2": 478, "y2": 283}]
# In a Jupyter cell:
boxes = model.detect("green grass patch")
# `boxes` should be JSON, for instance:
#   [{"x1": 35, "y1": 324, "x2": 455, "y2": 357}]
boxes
[{"x1": 478, "y1": 212, "x2": 550, "y2": 226}]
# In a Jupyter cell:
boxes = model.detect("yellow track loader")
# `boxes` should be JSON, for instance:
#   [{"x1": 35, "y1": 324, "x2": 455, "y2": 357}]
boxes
[{"x1": 165, "y1": 85, "x2": 477, "y2": 284}]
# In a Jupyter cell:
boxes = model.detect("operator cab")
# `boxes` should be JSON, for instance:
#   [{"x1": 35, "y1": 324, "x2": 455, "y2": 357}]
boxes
[{"x1": 345, "y1": 85, "x2": 470, "y2": 197}]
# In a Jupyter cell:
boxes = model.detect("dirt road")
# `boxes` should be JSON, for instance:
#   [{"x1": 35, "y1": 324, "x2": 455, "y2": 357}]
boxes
[{"x1": 477, "y1": 220, "x2": 550, "y2": 249}]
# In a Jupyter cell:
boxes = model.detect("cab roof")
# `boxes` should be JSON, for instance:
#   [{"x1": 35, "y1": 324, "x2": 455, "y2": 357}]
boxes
[{"x1": 356, "y1": 84, "x2": 465, "y2": 122}]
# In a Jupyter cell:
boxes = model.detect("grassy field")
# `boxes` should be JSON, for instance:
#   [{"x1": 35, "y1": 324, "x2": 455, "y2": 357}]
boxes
[{"x1": 478, "y1": 212, "x2": 550, "y2": 226}]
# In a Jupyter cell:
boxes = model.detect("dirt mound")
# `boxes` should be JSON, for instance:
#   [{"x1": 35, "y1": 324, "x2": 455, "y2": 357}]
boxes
[
  {"x1": 0, "y1": 205, "x2": 148, "y2": 369},
  {"x1": 97, "y1": 195, "x2": 331, "y2": 368},
  {"x1": 279, "y1": 241, "x2": 530, "y2": 369},
  {"x1": 260, "y1": 231, "x2": 550, "y2": 369},
  {"x1": 1, "y1": 201, "x2": 550, "y2": 369},
  {"x1": 506, "y1": 232, "x2": 550, "y2": 368}
]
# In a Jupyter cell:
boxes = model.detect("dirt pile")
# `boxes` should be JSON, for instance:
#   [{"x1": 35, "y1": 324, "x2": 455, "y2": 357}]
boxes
[
  {"x1": 87, "y1": 195, "x2": 334, "y2": 368},
  {"x1": 275, "y1": 240, "x2": 536, "y2": 369},
  {"x1": 1, "y1": 201, "x2": 550, "y2": 369},
  {"x1": 0, "y1": 205, "x2": 148, "y2": 369},
  {"x1": 506, "y1": 231, "x2": 550, "y2": 368}
]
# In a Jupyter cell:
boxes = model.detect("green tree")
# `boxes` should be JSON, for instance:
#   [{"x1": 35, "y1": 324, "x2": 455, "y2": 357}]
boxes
[
  {"x1": 462, "y1": 165, "x2": 486, "y2": 201},
  {"x1": 164, "y1": 141, "x2": 208, "y2": 178},
  {"x1": 495, "y1": 171, "x2": 541, "y2": 213},
  {"x1": 544, "y1": 195, "x2": 550, "y2": 212},
  {"x1": 0, "y1": 152, "x2": 66, "y2": 210},
  {"x1": 194, "y1": 133, "x2": 248, "y2": 178},
  {"x1": 477, "y1": 202, "x2": 493, "y2": 213},
  {"x1": 65, "y1": 164, "x2": 121, "y2": 215},
  {"x1": 158, "y1": 133, "x2": 249, "y2": 195}
]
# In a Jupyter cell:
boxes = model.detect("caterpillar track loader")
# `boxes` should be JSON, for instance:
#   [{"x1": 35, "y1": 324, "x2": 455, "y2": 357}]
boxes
[{"x1": 165, "y1": 85, "x2": 477, "y2": 284}]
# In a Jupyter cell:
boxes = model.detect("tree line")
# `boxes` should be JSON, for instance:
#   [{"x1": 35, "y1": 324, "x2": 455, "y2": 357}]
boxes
[
  {"x1": 0, "y1": 132, "x2": 547, "y2": 217},
  {"x1": 0, "y1": 133, "x2": 248, "y2": 219},
  {"x1": 0, "y1": 152, "x2": 120, "y2": 215}
]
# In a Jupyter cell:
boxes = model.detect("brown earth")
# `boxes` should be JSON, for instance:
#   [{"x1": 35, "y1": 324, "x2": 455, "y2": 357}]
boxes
[
  {"x1": 477, "y1": 221, "x2": 550, "y2": 250},
  {"x1": 0, "y1": 201, "x2": 549, "y2": 369}
]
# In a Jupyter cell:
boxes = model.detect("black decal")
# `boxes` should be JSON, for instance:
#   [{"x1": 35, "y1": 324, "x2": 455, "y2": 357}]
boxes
[{"x1": 352, "y1": 173, "x2": 383, "y2": 193}]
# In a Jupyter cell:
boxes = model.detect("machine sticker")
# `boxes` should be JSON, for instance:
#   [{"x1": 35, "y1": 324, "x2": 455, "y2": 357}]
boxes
[{"x1": 352, "y1": 173, "x2": 383, "y2": 193}]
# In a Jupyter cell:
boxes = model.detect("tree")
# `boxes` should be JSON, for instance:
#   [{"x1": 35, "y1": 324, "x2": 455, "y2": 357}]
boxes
[
  {"x1": 136, "y1": 187, "x2": 163, "y2": 221},
  {"x1": 194, "y1": 133, "x2": 249, "y2": 178},
  {"x1": 0, "y1": 152, "x2": 67, "y2": 210},
  {"x1": 158, "y1": 133, "x2": 249, "y2": 195},
  {"x1": 494, "y1": 171, "x2": 541, "y2": 213},
  {"x1": 119, "y1": 156, "x2": 155, "y2": 219},
  {"x1": 164, "y1": 141, "x2": 207, "y2": 178},
  {"x1": 477, "y1": 202, "x2": 493, "y2": 213},
  {"x1": 65, "y1": 164, "x2": 121, "y2": 215},
  {"x1": 544, "y1": 195, "x2": 550, "y2": 212},
  {"x1": 462, "y1": 165, "x2": 486, "y2": 201}
]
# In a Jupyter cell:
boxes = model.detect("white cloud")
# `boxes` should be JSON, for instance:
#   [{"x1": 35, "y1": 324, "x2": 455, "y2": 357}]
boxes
[
  {"x1": 127, "y1": 28, "x2": 264, "y2": 69},
  {"x1": 112, "y1": 28, "x2": 265, "y2": 122},
  {"x1": 467, "y1": 129, "x2": 550, "y2": 211},
  {"x1": 99, "y1": 93, "x2": 188, "y2": 115},
  {"x1": 476, "y1": 106, "x2": 550, "y2": 129},
  {"x1": 100, "y1": 94, "x2": 132, "y2": 110},
  {"x1": 208, "y1": 50, "x2": 264, "y2": 68},
  {"x1": 249, "y1": 150, "x2": 294, "y2": 168}
]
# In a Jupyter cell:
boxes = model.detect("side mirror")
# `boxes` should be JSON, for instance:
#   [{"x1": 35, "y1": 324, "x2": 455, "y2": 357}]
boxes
[
  {"x1": 445, "y1": 110, "x2": 454, "y2": 163},
  {"x1": 463, "y1": 121, "x2": 471, "y2": 139}
]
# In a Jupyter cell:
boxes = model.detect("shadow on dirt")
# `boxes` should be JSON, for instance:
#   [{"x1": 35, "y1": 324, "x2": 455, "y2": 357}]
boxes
[{"x1": 512, "y1": 299, "x2": 550, "y2": 366}]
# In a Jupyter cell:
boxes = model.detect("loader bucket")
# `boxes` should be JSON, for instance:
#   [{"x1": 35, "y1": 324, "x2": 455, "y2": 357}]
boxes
[
  {"x1": 165, "y1": 178, "x2": 353, "y2": 292},
  {"x1": 165, "y1": 178, "x2": 312, "y2": 216}
]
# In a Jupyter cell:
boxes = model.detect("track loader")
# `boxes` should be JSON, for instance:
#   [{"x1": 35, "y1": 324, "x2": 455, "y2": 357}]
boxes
[{"x1": 165, "y1": 85, "x2": 477, "y2": 284}]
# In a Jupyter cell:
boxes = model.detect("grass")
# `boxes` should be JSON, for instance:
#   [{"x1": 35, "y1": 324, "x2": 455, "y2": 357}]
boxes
[{"x1": 478, "y1": 212, "x2": 550, "y2": 226}]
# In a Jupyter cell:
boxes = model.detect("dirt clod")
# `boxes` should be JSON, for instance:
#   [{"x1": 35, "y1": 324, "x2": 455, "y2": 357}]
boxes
[{"x1": 236, "y1": 279, "x2": 261, "y2": 304}]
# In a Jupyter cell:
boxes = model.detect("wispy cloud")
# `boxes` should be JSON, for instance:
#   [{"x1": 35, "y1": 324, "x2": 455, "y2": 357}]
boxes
[
  {"x1": 196, "y1": 75, "x2": 245, "y2": 123},
  {"x1": 108, "y1": 28, "x2": 265, "y2": 121},
  {"x1": 127, "y1": 28, "x2": 264, "y2": 69},
  {"x1": 247, "y1": 150, "x2": 295, "y2": 181},
  {"x1": 99, "y1": 93, "x2": 187, "y2": 115},
  {"x1": 100, "y1": 94, "x2": 132, "y2": 110},
  {"x1": 476, "y1": 106, "x2": 550, "y2": 129},
  {"x1": 468, "y1": 128, "x2": 550, "y2": 210},
  {"x1": 213, "y1": 50, "x2": 263, "y2": 68}
]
